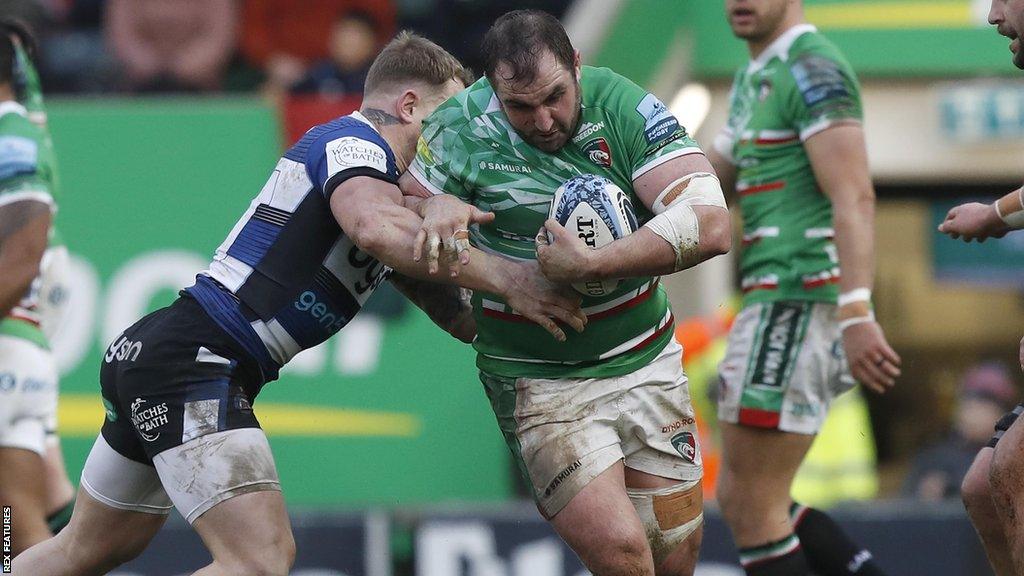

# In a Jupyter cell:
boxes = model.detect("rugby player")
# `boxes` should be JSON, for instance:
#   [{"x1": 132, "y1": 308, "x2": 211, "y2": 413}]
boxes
[
  {"x1": 404, "y1": 10, "x2": 731, "y2": 576},
  {"x1": 0, "y1": 19, "x2": 63, "y2": 556},
  {"x1": 708, "y1": 1, "x2": 900, "y2": 575},
  {"x1": 941, "y1": 2, "x2": 1024, "y2": 573},
  {"x1": 15, "y1": 32, "x2": 584, "y2": 576},
  {"x1": 9, "y1": 17, "x2": 79, "y2": 536}
]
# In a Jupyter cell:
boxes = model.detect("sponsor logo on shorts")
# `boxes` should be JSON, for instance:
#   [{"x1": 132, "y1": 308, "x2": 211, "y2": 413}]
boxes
[
  {"x1": 105, "y1": 335, "x2": 143, "y2": 364},
  {"x1": 130, "y1": 397, "x2": 168, "y2": 442},
  {"x1": 750, "y1": 302, "x2": 806, "y2": 388},
  {"x1": 0, "y1": 373, "x2": 13, "y2": 393},
  {"x1": 544, "y1": 459, "x2": 582, "y2": 498},
  {"x1": 661, "y1": 417, "x2": 695, "y2": 434},
  {"x1": 788, "y1": 402, "x2": 818, "y2": 418},
  {"x1": 671, "y1": 432, "x2": 697, "y2": 463}
]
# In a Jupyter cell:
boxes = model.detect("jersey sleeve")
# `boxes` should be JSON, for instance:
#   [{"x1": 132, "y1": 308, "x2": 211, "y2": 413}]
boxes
[
  {"x1": 612, "y1": 77, "x2": 704, "y2": 182},
  {"x1": 783, "y1": 50, "x2": 863, "y2": 141},
  {"x1": 407, "y1": 111, "x2": 474, "y2": 202},
  {"x1": 0, "y1": 121, "x2": 53, "y2": 208},
  {"x1": 306, "y1": 123, "x2": 397, "y2": 201}
]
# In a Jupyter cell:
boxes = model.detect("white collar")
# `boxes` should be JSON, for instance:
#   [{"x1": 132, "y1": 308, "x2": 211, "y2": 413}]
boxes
[
  {"x1": 0, "y1": 101, "x2": 28, "y2": 119},
  {"x1": 747, "y1": 23, "x2": 817, "y2": 73},
  {"x1": 350, "y1": 110, "x2": 378, "y2": 132}
]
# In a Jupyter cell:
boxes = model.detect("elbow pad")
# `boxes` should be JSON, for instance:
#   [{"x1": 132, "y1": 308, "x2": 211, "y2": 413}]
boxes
[{"x1": 643, "y1": 173, "x2": 726, "y2": 271}]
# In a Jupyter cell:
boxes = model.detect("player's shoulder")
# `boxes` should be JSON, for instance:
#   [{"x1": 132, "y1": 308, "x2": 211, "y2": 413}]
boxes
[
  {"x1": 289, "y1": 113, "x2": 394, "y2": 174},
  {"x1": 311, "y1": 113, "x2": 389, "y2": 149},
  {"x1": 787, "y1": 29, "x2": 855, "y2": 74},
  {"x1": 0, "y1": 102, "x2": 42, "y2": 181}
]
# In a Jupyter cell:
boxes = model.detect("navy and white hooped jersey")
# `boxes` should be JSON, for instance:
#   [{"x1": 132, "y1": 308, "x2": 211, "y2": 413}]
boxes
[{"x1": 186, "y1": 111, "x2": 398, "y2": 382}]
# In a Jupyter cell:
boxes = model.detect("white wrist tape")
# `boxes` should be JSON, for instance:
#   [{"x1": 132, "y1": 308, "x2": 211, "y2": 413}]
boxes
[
  {"x1": 839, "y1": 311, "x2": 875, "y2": 332},
  {"x1": 995, "y1": 188, "x2": 1024, "y2": 229},
  {"x1": 837, "y1": 288, "x2": 872, "y2": 308},
  {"x1": 651, "y1": 172, "x2": 727, "y2": 215},
  {"x1": 644, "y1": 202, "x2": 700, "y2": 271}
]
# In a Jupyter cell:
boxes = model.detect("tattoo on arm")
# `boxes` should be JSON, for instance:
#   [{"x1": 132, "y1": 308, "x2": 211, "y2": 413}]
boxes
[
  {"x1": 362, "y1": 108, "x2": 403, "y2": 127},
  {"x1": 390, "y1": 274, "x2": 472, "y2": 332}
]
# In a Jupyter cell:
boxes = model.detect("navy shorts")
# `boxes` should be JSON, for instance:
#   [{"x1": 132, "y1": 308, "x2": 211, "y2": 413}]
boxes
[{"x1": 99, "y1": 294, "x2": 265, "y2": 464}]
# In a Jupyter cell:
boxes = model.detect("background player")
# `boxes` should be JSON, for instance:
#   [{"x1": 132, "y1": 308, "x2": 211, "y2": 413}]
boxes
[
  {"x1": 0, "y1": 18, "x2": 64, "y2": 556},
  {"x1": 15, "y1": 32, "x2": 583, "y2": 576},
  {"x1": 940, "y1": 4, "x2": 1024, "y2": 574},
  {"x1": 708, "y1": 1, "x2": 900, "y2": 574},
  {"x1": 9, "y1": 15, "x2": 78, "y2": 535},
  {"x1": 404, "y1": 10, "x2": 731, "y2": 576}
]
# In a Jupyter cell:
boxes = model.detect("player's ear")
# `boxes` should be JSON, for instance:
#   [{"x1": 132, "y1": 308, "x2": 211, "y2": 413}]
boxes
[
  {"x1": 573, "y1": 50, "x2": 581, "y2": 79},
  {"x1": 397, "y1": 89, "x2": 419, "y2": 124}
]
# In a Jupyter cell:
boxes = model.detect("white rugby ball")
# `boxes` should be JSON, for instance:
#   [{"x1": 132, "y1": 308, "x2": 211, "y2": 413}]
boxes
[{"x1": 548, "y1": 174, "x2": 637, "y2": 297}]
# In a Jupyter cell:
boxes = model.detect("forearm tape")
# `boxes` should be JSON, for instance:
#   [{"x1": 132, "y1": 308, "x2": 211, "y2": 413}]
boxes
[{"x1": 643, "y1": 173, "x2": 727, "y2": 271}]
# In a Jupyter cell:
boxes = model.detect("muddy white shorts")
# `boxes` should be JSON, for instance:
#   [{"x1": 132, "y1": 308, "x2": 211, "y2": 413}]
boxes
[{"x1": 481, "y1": 339, "x2": 703, "y2": 517}]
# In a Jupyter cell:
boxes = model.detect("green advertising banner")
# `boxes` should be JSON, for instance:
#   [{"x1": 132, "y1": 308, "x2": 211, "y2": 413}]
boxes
[
  {"x1": 595, "y1": 0, "x2": 1017, "y2": 85},
  {"x1": 46, "y1": 99, "x2": 512, "y2": 506}
]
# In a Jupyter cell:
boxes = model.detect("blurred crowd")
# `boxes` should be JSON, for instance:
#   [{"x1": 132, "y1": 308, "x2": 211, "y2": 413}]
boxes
[{"x1": 3, "y1": 0, "x2": 572, "y2": 96}]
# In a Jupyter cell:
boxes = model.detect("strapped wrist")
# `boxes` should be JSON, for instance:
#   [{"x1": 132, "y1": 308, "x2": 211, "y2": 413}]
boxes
[
  {"x1": 995, "y1": 188, "x2": 1024, "y2": 228},
  {"x1": 837, "y1": 288, "x2": 871, "y2": 308},
  {"x1": 839, "y1": 312, "x2": 875, "y2": 332}
]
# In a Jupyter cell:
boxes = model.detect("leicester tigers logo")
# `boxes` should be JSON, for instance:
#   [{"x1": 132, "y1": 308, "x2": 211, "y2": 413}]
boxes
[
  {"x1": 582, "y1": 138, "x2": 612, "y2": 168},
  {"x1": 671, "y1": 431, "x2": 697, "y2": 463}
]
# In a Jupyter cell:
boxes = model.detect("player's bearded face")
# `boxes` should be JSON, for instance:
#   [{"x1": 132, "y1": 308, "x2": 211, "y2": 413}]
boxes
[
  {"x1": 494, "y1": 52, "x2": 582, "y2": 153},
  {"x1": 990, "y1": 0, "x2": 1024, "y2": 69},
  {"x1": 725, "y1": 0, "x2": 790, "y2": 41}
]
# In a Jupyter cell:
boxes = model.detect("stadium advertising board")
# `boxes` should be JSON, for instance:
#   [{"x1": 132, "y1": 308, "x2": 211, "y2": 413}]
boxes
[
  {"x1": 109, "y1": 513, "x2": 387, "y2": 576},
  {"x1": 415, "y1": 506, "x2": 991, "y2": 576}
]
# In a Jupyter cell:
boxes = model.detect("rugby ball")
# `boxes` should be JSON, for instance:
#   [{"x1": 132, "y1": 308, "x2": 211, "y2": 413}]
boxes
[{"x1": 548, "y1": 174, "x2": 637, "y2": 297}]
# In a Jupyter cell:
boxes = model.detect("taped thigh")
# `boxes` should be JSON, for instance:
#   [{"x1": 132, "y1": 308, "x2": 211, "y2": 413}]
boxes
[
  {"x1": 627, "y1": 479, "x2": 704, "y2": 565},
  {"x1": 153, "y1": 427, "x2": 281, "y2": 524}
]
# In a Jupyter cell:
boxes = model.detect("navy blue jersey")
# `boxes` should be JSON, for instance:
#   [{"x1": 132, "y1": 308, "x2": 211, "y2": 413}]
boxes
[{"x1": 186, "y1": 112, "x2": 398, "y2": 382}]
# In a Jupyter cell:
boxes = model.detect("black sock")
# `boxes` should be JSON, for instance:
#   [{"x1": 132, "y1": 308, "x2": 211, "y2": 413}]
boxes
[
  {"x1": 46, "y1": 495, "x2": 75, "y2": 534},
  {"x1": 739, "y1": 533, "x2": 810, "y2": 576},
  {"x1": 791, "y1": 503, "x2": 888, "y2": 576}
]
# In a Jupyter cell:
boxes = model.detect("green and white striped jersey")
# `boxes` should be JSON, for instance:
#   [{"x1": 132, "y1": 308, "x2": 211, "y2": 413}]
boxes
[
  {"x1": 411, "y1": 66, "x2": 703, "y2": 378},
  {"x1": 714, "y1": 24, "x2": 862, "y2": 306}
]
